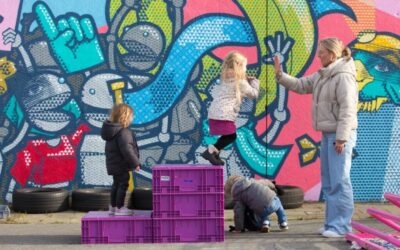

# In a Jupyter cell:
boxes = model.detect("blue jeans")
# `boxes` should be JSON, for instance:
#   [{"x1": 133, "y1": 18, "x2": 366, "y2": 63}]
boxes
[
  {"x1": 320, "y1": 130, "x2": 357, "y2": 235},
  {"x1": 257, "y1": 196, "x2": 287, "y2": 226}
]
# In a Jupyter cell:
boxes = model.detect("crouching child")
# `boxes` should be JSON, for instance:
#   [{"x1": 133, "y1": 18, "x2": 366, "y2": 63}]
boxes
[{"x1": 225, "y1": 176, "x2": 289, "y2": 233}]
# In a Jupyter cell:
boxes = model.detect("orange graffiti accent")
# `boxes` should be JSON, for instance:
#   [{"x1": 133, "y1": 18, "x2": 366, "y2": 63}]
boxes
[
  {"x1": 343, "y1": 0, "x2": 376, "y2": 35},
  {"x1": 0, "y1": 57, "x2": 16, "y2": 95}
]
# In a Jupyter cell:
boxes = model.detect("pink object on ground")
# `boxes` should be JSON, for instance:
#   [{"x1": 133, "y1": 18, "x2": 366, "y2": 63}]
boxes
[
  {"x1": 81, "y1": 211, "x2": 153, "y2": 244},
  {"x1": 367, "y1": 208, "x2": 400, "y2": 232},
  {"x1": 384, "y1": 193, "x2": 400, "y2": 208},
  {"x1": 345, "y1": 232, "x2": 387, "y2": 250},
  {"x1": 153, "y1": 217, "x2": 224, "y2": 243},
  {"x1": 208, "y1": 119, "x2": 236, "y2": 135},
  {"x1": 351, "y1": 221, "x2": 400, "y2": 247},
  {"x1": 347, "y1": 193, "x2": 400, "y2": 249}
]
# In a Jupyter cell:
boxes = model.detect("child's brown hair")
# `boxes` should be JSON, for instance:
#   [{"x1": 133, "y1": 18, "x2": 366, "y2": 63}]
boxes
[
  {"x1": 224, "y1": 175, "x2": 243, "y2": 197},
  {"x1": 109, "y1": 103, "x2": 133, "y2": 128}
]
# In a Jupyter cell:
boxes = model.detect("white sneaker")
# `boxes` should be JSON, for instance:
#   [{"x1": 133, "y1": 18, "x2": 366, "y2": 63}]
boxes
[
  {"x1": 109, "y1": 205, "x2": 116, "y2": 215},
  {"x1": 322, "y1": 230, "x2": 343, "y2": 238},
  {"x1": 114, "y1": 207, "x2": 133, "y2": 216},
  {"x1": 279, "y1": 222, "x2": 289, "y2": 230},
  {"x1": 318, "y1": 227, "x2": 325, "y2": 235}
]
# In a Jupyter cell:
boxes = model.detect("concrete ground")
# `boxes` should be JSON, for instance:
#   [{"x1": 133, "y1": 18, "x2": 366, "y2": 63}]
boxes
[{"x1": 0, "y1": 202, "x2": 398, "y2": 250}]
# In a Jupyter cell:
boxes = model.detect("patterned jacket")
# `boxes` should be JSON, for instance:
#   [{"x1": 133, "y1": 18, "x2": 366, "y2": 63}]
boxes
[{"x1": 208, "y1": 78, "x2": 259, "y2": 122}]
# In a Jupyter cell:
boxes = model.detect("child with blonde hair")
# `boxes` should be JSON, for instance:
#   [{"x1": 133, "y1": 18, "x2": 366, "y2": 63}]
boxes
[
  {"x1": 225, "y1": 175, "x2": 288, "y2": 233},
  {"x1": 101, "y1": 104, "x2": 140, "y2": 216},
  {"x1": 202, "y1": 51, "x2": 260, "y2": 165}
]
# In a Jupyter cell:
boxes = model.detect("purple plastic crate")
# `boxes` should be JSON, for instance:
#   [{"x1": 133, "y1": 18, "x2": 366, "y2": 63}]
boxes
[
  {"x1": 153, "y1": 192, "x2": 224, "y2": 218},
  {"x1": 152, "y1": 164, "x2": 223, "y2": 193},
  {"x1": 153, "y1": 217, "x2": 224, "y2": 243},
  {"x1": 81, "y1": 211, "x2": 153, "y2": 244}
]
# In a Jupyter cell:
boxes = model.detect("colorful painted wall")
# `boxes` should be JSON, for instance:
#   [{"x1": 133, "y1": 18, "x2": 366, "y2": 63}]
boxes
[{"x1": 0, "y1": 0, "x2": 398, "y2": 203}]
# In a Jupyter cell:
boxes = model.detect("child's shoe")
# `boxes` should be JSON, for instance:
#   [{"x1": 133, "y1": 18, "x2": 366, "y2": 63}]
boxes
[
  {"x1": 260, "y1": 223, "x2": 270, "y2": 233},
  {"x1": 109, "y1": 205, "x2": 116, "y2": 215},
  {"x1": 114, "y1": 207, "x2": 133, "y2": 216},
  {"x1": 201, "y1": 150, "x2": 224, "y2": 165},
  {"x1": 279, "y1": 221, "x2": 289, "y2": 231}
]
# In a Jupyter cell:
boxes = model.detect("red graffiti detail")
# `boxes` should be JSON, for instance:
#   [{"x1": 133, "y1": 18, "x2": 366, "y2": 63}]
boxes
[{"x1": 10, "y1": 124, "x2": 91, "y2": 186}]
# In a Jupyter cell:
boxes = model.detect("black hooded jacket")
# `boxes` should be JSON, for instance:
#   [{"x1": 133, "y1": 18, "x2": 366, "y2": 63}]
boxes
[{"x1": 101, "y1": 120, "x2": 140, "y2": 175}]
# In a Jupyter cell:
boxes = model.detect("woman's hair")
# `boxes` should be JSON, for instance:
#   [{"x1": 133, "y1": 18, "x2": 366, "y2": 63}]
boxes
[
  {"x1": 224, "y1": 175, "x2": 243, "y2": 197},
  {"x1": 319, "y1": 37, "x2": 352, "y2": 61},
  {"x1": 221, "y1": 51, "x2": 248, "y2": 103},
  {"x1": 109, "y1": 103, "x2": 133, "y2": 128}
]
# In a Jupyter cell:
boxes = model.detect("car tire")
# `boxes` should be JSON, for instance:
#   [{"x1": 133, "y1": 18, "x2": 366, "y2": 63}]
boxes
[
  {"x1": 12, "y1": 188, "x2": 69, "y2": 213},
  {"x1": 128, "y1": 187, "x2": 152, "y2": 210},
  {"x1": 276, "y1": 185, "x2": 304, "y2": 209}
]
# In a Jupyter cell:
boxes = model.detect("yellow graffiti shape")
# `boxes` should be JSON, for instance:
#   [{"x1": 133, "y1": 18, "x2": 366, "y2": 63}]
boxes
[
  {"x1": 0, "y1": 57, "x2": 17, "y2": 95},
  {"x1": 358, "y1": 97, "x2": 388, "y2": 112},
  {"x1": 355, "y1": 59, "x2": 374, "y2": 91},
  {"x1": 354, "y1": 34, "x2": 400, "y2": 66},
  {"x1": 355, "y1": 58, "x2": 388, "y2": 112},
  {"x1": 302, "y1": 150, "x2": 317, "y2": 164},
  {"x1": 297, "y1": 137, "x2": 319, "y2": 165}
]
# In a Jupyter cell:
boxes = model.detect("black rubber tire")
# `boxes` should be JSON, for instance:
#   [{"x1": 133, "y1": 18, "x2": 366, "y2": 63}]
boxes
[
  {"x1": 71, "y1": 188, "x2": 111, "y2": 212},
  {"x1": 128, "y1": 187, "x2": 152, "y2": 210},
  {"x1": 71, "y1": 188, "x2": 131, "y2": 211},
  {"x1": 71, "y1": 188, "x2": 110, "y2": 212},
  {"x1": 12, "y1": 188, "x2": 69, "y2": 213},
  {"x1": 276, "y1": 185, "x2": 304, "y2": 209}
]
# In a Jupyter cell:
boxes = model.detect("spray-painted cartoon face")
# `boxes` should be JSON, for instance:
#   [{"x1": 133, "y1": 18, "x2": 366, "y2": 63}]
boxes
[
  {"x1": 351, "y1": 33, "x2": 400, "y2": 112},
  {"x1": 81, "y1": 73, "x2": 133, "y2": 128},
  {"x1": 18, "y1": 73, "x2": 73, "y2": 132},
  {"x1": 120, "y1": 23, "x2": 165, "y2": 72}
]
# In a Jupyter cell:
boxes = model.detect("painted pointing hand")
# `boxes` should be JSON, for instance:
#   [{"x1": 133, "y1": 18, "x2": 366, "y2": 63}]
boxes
[{"x1": 34, "y1": 1, "x2": 104, "y2": 73}]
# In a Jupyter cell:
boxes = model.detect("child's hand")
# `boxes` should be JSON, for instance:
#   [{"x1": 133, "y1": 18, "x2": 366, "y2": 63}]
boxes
[{"x1": 135, "y1": 165, "x2": 140, "y2": 172}]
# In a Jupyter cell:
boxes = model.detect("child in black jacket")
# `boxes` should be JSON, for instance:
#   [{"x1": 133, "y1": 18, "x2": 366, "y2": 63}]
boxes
[{"x1": 101, "y1": 104, "x2": 140, "y2": 216}]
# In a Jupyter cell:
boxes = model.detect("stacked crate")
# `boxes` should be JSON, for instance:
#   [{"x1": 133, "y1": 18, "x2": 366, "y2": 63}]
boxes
[
  {"x1": 152, "y1": 164, "x2": 224, "y2": 243},
  {"x1": 81, "y1": 210, "x2": 153, "y2": 244}
]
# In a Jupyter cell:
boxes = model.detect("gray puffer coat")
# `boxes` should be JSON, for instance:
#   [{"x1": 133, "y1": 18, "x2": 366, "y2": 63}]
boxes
[
  {"x1": 278, "y1": 58, "x2": 358, "y2": 141},
  {"x1": 232, "y1": 178, "x2": 277, "y2": 230}
]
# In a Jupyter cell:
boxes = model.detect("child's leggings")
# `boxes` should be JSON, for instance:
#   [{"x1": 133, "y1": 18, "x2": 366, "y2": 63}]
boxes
[
  {"x1": 110, "y1": 172, "x2": 129, "y2": 208},
  {"x1": 214, "y1": 133, "x2": 237, "y2": 151}
]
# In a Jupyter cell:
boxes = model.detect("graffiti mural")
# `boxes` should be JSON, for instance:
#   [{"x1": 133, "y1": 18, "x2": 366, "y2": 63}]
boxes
[
  {"x1": 0, "y1": 0, "x2": 399, "y2": 203},
  {"x1": 266, "y1": 0, "x2": 400, "y2": 201}
]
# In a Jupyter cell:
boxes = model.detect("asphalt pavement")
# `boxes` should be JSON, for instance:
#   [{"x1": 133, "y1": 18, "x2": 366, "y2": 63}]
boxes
[{"x1": 0, "y1": 202, "x2": 398, "y2": 250}]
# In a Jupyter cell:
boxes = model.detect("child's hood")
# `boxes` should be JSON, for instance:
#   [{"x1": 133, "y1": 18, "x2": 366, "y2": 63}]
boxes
[
  {"x1": 231, "y1": 178, "x2": 252, "y2": 196},
  {"x1": 101, "y1": 120, "x2": 123, "y2": 141}
]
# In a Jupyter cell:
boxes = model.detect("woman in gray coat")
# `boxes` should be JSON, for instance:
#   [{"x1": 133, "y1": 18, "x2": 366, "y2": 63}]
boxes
[{"x1": 274, "y1": 37, "x2": 358, "y2": 238}]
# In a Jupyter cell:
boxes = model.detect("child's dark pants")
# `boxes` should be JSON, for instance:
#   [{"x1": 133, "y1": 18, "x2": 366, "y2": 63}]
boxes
[
  {"x1": 214, "y1": 133, "x2": 237, "y2": 150},
  {"x1": 110, "y1": 172, "x2": 129, "y2": 208}
]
